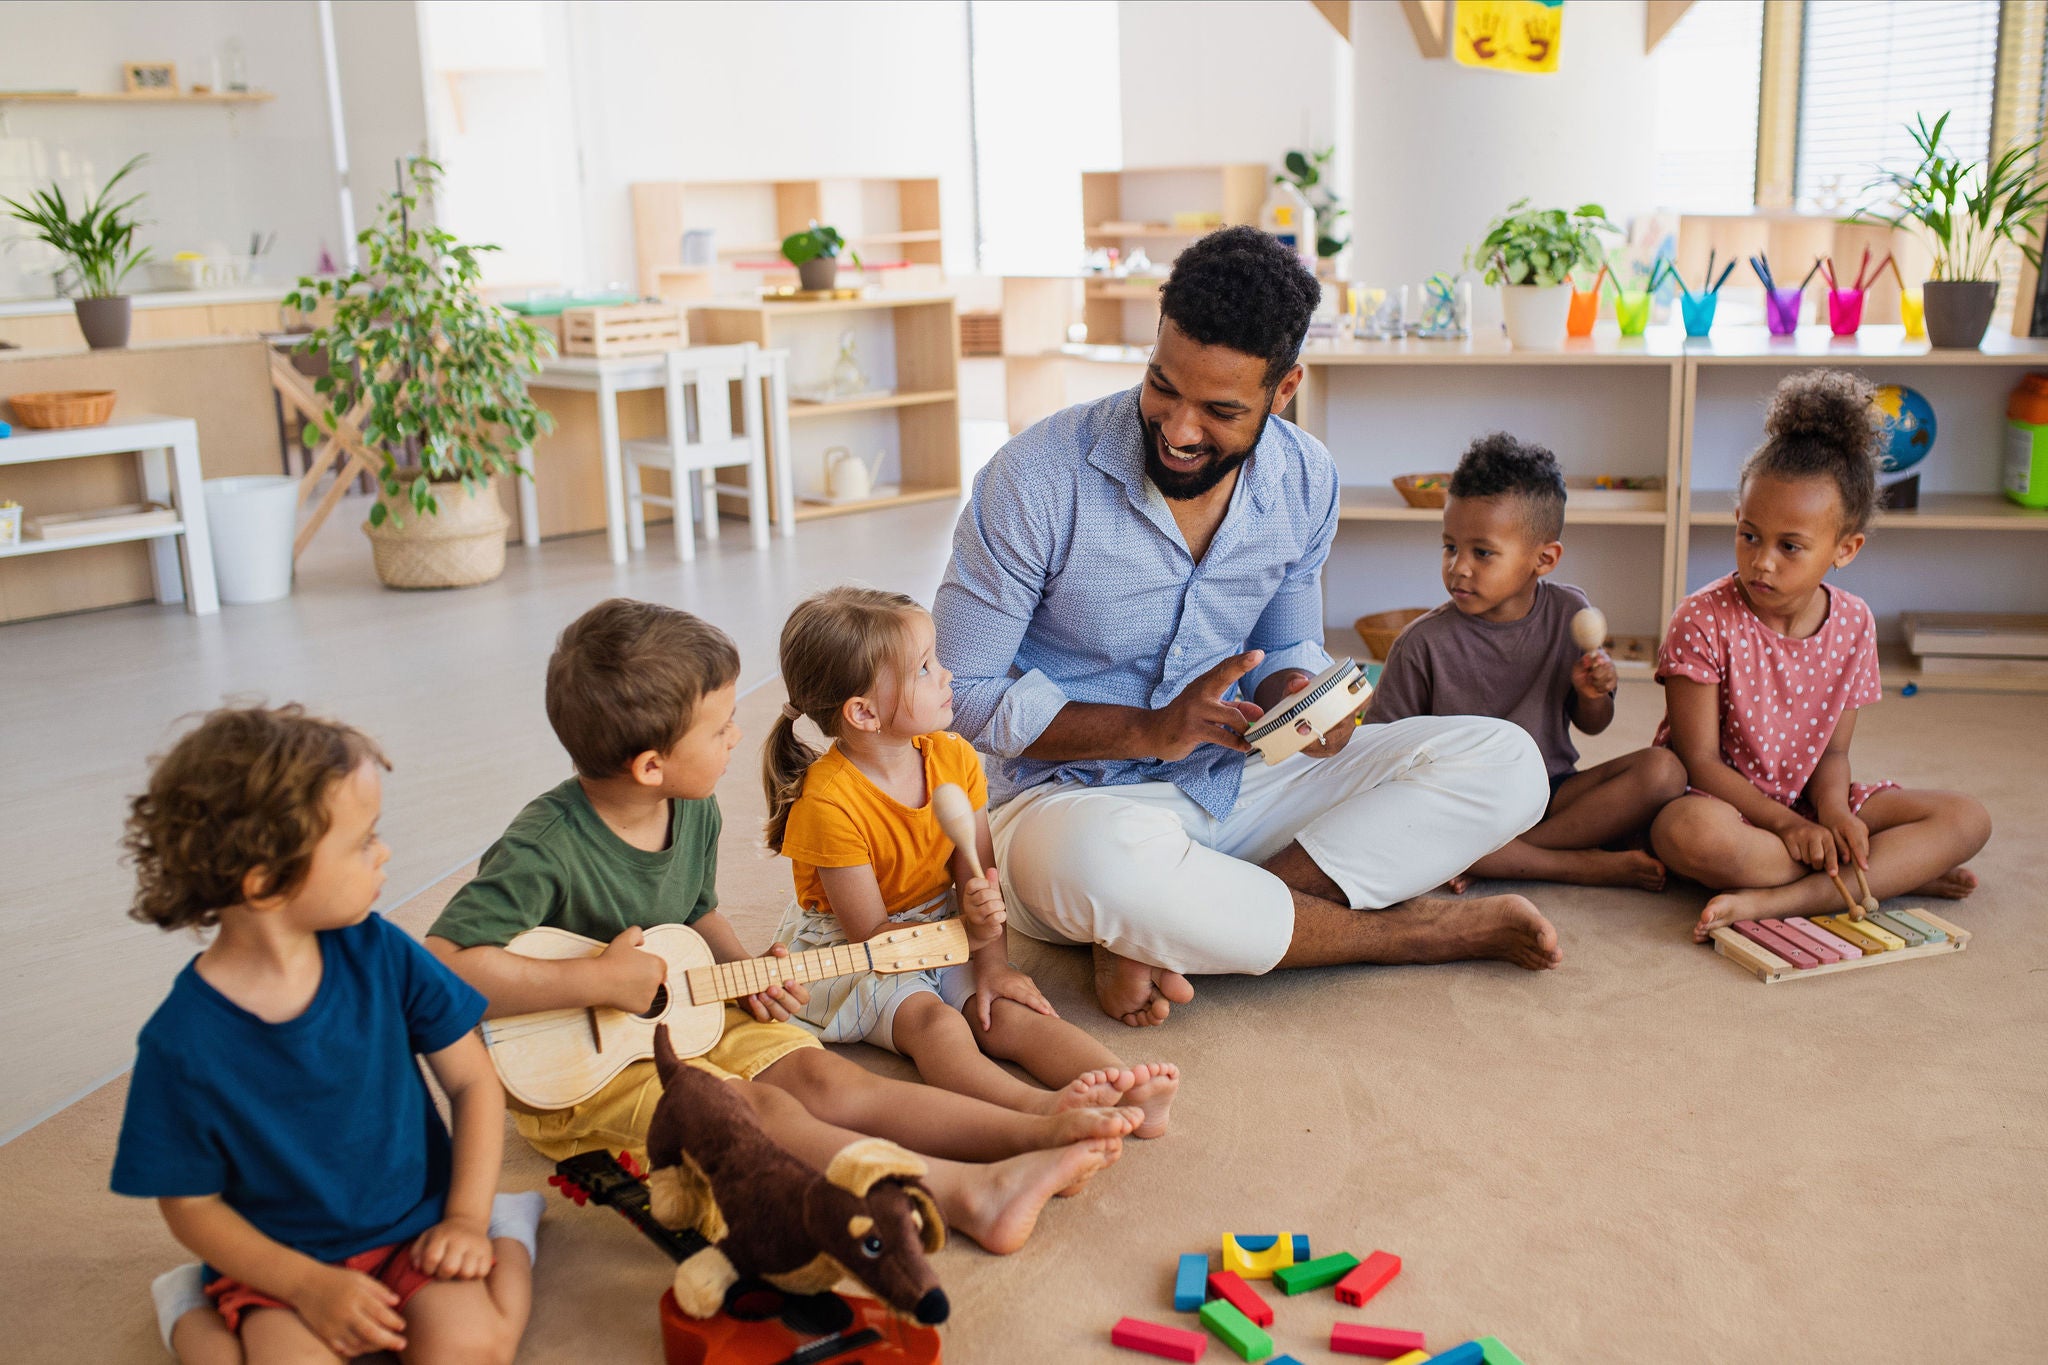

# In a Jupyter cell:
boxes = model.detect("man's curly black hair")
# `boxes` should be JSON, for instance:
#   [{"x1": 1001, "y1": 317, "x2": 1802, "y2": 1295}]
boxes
[
  {"x1": 1449, "y1": 432, "x2": 1568, "y2": 542},
  {"x1": 1158, "y1": 225, "x2": 1322, "y2": 387}
]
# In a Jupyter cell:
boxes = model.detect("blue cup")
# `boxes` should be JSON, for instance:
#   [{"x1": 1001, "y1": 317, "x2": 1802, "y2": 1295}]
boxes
[{"x1": 1680, "y1": 292, "x2": 1718, "y2": 337}]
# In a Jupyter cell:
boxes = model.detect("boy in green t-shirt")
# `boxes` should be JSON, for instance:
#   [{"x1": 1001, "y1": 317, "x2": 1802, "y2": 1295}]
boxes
[{"x1": 428, "y1": 598, "x2": 1136, "y2": 1254}]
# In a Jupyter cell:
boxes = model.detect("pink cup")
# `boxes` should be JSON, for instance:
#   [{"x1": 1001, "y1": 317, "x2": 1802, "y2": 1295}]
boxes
[{"x1": 1827, "y1": 288, "x2": 1865, "y2": 336}]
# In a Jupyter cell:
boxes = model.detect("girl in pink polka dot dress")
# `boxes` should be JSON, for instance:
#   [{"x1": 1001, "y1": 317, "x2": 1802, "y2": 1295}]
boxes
[{"x1": 1648, "y1": 370, "x2": 1991, "y2": 941}]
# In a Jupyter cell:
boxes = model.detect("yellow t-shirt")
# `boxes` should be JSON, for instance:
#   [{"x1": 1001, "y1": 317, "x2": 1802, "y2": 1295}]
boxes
[{"x1": 782, "y1": 732, "x2": 988, "y2": 917}]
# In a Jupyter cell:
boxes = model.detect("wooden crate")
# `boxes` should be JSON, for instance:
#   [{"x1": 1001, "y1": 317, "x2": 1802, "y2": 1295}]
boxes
[
  {"x1": 562, "y1": 304, "x2": 685, "y2": 358},
  {"x1": 959, "y1": 310, "x2": 1002, "y2": 357}
]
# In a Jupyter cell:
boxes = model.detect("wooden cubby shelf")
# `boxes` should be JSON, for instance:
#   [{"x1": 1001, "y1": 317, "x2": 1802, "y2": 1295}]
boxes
[
  {"x1": 632, "y1": 176, "x2": 942, "y2": 300},
  {"x1": 788, "y1": 388, "x2": 957, "y2": 419}
]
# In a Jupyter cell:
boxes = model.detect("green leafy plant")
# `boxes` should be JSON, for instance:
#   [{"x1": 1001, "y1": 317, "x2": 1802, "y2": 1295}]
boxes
[
  {"x1": 285, "y1": 157, "x2": 554, "y2": 528},
  {"x1": 1275, "y1": 147, "x2": 1348, "y2": 258},
  {"x1": 2, "y1": 154, "x2": 152, "y2": 297},
  {"x1": 1467, "y1": 199, "x2": 1613, "y2": 288},
  {"x1": 1856, "y1": 112, "x2": 2048, "y2": 282},
  {"x1": 781, "y1": 221, "x2": 861, "y2": 268}
]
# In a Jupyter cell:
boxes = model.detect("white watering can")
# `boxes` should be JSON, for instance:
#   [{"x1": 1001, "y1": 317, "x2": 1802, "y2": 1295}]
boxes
[{"x1": 824, "y1": 446, "x2": 884, "y2": 501}]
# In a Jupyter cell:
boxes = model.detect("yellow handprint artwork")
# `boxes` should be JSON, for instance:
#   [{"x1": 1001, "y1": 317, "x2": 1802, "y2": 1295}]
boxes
[{"x1": 1455, "y1": 0, "x2": 1564, "y2": 74}]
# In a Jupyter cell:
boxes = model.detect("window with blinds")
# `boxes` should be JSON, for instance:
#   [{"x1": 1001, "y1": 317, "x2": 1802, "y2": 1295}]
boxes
[
  {"x1": 1795, "y1": 0, "x2": 2002, "y2": 213},
  {"x1": 1651, "y1": 1, "x2": 1765, "y2": 213}
]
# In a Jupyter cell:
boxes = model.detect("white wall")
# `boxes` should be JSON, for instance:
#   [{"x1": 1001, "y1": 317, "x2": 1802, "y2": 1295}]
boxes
[
  {"x1": 1349, "y1": 0, "x2": 1659, "y2": 318},
  {"x1": 331, "y1": 0, "x2": 433, "y2": 264}
]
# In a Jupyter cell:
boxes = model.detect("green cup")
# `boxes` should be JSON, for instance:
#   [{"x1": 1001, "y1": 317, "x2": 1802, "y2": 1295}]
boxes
[{"x1": 1615, "y1": 289, "x2": 1652, "y2": 336}]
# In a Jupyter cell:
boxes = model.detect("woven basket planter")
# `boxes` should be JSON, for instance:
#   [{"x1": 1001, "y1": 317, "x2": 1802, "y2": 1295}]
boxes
[{"x1": 363, "y1": 480, "x2": 509, "y2": 590}]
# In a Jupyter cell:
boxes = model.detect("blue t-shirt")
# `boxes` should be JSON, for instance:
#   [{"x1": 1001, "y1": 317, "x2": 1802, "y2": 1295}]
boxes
[{"x1": 111, "y1": 913, "x2": 487, "y2": 1264}]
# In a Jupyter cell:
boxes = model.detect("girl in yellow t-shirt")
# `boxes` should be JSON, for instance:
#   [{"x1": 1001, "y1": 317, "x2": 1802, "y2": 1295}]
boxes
[{"x1": 765, "y1": 586, "x2": 1178, "y2": 1138}]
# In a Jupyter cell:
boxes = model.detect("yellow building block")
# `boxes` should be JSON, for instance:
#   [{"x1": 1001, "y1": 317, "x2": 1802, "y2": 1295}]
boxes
[
  {"x1": 1816, "y1": 914, "x2": 1898, "y2": 953},
  {"x1": 1389, "y1": 1353, "x2": 1433, "y2": 1365},
  {"x1": 1221, "y1": 1232, "x2": 1296, "y2": 1280}
]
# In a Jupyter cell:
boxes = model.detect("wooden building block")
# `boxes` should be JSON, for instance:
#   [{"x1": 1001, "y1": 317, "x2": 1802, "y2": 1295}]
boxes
[
  {"x1": 1335, "y1": 1250, "x2": 1403, "y2": 1307},
  {"x1": 1175, "y1": 1253, "x2": 1209, "y2": 1311},
  {"x1": 1332, "y1": 1323, "x2": 1428, "y2": 1357},
  {"x1": 1198, "y1": 1299, "x2": 1274, "y2": 1362},
  {"x1": 1204, "y1": 1271, "x2": 1273, "y2": 1327},
  {"x1": 1113, "y1": 1315, "x2": 1209, "y2": 1361},
  {"x1": 1387, "y1": 1355, "x2": 1432, "y2": 1365},
  {"x1": 1784, "y1": 915, "x2": 1860, "y2": 958},
  {"x1": 1274, "y1": 1251, "x2": 1361, "y2": 1295},
  {"x1": 1477, "y1": 1336, "x2": 1527, "y2": 1364},
  {"x1": 1221, "y1": 1231, "x2": 1296, "y2": 1280},
  {"x1": 1429, "y1": 1345, "x2": 1486, "y2": 1365}
]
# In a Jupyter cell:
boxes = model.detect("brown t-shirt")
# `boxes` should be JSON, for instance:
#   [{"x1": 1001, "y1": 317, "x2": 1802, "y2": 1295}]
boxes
[{"x1": 1362, "y1": 579, "x2": 1593, "y2": 779}]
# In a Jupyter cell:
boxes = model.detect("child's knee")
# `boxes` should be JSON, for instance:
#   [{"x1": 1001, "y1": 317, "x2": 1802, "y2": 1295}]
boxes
[
  {"x1": 890, "y1": 992, "x2": 966, "y2": 1052},
  {"x1": 1941, "y1": 791, "x2": 1993, "y2": 855},
  {"x1": 1637, "y1": 748, "x2": 1690, "y2": 804},
  {"x1": 755, "y1": 1045, "x2": 845, "y2": 1100},
  {"x1": 1651, "y1": 800, "x2": 1729, "y2": 867}
]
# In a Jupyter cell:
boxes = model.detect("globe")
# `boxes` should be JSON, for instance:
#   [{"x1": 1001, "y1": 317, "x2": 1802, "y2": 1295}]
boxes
[{"x1": 1870, "y1": 384, "x2": 1936, "y2": 474}]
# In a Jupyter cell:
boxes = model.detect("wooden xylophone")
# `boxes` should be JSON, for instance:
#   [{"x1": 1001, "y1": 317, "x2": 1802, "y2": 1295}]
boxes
[{"x1": 1710, "y1": 907, "x2": 1970, "y2": 983}]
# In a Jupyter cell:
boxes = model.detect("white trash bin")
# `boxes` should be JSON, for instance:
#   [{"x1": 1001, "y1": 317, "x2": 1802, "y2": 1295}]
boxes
[{"x1": 203, "y1": 475, "x2": 299, "y2": 604}]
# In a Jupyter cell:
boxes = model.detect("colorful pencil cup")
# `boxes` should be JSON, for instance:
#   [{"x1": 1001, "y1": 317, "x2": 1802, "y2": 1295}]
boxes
[
  {"x1": 1566, "y1": 286, "x2": 1599, "y2": 338},
  {"x1": 1615, "y1": 289, "x2": 1652, "y2": 336},
  {"x1": 1827, "y1": 288, "x2": 1865, "y2": 337},
  {"x1": 1766, "y1": 286, "x2": 1804, "y2": 336},
  {"x1": 1680, "y1": 291, "x2": 1719, "y2": 337},
  {"x1": 1902, "y1": 287, "x2": 1926, "y2": 339}
]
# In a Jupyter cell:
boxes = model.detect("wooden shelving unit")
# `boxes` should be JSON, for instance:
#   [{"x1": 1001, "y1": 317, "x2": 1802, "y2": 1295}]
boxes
[
  {"x1": 689, "y1": 292, "x2": 960, "y2": 522},
  {"x1": 631, "y1": 177, "x2": 942, "y2": 300},
  {"x1": 0, "y1": 91, "x2": 275, "y2": 105}
]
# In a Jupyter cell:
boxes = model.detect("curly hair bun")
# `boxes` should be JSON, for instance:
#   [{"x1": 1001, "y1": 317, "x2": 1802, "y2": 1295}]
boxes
[{"x1": 1764, "y1": 370, "x2": 1879, "y2": 460}]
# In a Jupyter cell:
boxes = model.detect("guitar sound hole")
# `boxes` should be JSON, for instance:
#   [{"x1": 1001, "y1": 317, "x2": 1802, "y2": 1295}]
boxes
[{"x1": 636, "y1": 984, "x2": 669, "y2": 1020}]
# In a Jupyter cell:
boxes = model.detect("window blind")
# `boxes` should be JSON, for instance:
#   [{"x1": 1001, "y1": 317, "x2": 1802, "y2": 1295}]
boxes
[{"x1": 1652, "y1": 0, "x2": 1765, "y2": 213}]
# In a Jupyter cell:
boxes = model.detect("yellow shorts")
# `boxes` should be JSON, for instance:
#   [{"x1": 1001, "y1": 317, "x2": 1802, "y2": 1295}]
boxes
[{"x1": 509, "y1": 1006, "x2": 818, "y2": 1163}]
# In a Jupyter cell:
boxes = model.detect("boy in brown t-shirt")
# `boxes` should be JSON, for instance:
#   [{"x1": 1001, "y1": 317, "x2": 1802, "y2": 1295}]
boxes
[{"x1": 1363, "y1": 434, "x2": 1686, "y2": 888}]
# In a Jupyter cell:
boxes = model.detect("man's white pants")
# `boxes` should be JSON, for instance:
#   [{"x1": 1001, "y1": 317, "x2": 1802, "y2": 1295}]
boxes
[{"x1": 989, "y1": 715, "x2": 1549, "y2": 977}]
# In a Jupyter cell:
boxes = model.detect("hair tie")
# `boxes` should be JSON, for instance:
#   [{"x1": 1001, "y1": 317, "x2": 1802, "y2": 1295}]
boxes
[{"x1": 780, "y1": 702, "x2": 802, "y2": 722}]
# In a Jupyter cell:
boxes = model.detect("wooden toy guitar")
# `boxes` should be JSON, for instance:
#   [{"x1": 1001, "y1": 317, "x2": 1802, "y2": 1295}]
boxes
[
  {"x1": 483, "y1": 918, "x2": 971, "y2": 1108},
  {"x1": 1244, "y1": 657, "x2": 1376, "y2": 765}
]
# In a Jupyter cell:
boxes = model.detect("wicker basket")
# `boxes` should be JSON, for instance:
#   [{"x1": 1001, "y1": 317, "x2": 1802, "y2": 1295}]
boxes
[
  {"x1": 9, "y1": 390, "x2": 116, "y2": 430},
  {"x1": 362, "y1": 481, "x2": 509, "y2": 590},
  {"x1": 1392, "y1": 473, "x2": 1452, "y2": 509},
  {"x1": 1355, "y1": 607, "x2": 1429, "y2": 659}
]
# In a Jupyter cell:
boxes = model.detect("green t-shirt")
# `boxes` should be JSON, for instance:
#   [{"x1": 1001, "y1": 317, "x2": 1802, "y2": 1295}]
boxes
[{"x1": 428, "y1": 778, "x2": 721, "y2": 948}]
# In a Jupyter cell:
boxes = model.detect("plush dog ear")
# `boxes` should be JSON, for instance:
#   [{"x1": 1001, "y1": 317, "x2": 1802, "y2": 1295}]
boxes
[
  {"x1": 900, "y1": 1180, "x2": 946, "y2": 1254},
  {"x1": 647, "y1": 1155, "x2": 728, "y2": 1244},
  {"x1": 654, "y1": 1023, "x2": 680, "y2": 1087},
  {"x1": 824, "y1": 1138, "x2": 928, "y2": 1197}
]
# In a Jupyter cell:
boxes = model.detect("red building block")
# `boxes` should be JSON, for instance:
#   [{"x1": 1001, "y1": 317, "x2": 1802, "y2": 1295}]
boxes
[
  {"x1": 1113, "y1": 1316, "x2": 1210, "y2": 1361},
  {"x1": 1334, "y1": 1250, "x2": 1402, "y2": 1308},
  {"x1": 1204, "y1": 1271, "x2": 1274, "y2": 1328},
  {"x1": 1331, "y1": 1323, "x2": 1428, "y2": 1358}
]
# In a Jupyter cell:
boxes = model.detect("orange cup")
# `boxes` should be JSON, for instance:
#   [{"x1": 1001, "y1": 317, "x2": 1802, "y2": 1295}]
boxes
[{"x1": 1566, "y1": 287, "x2": 1599, "y2": 337}]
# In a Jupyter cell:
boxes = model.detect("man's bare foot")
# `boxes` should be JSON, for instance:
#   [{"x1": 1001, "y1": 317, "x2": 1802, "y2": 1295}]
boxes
[
  {"x1": 1392, "y1": 894, "x2": 1561, "y2": 970},
  {"x1": 1092, "y1": 944, "x2": 1195, "y2": 1028},
  {"x1": 1912, "y1": 865, "x2": 1979, "y2": 899},
  {"x1": 1034, "y1": 1068, "x2": 1134, "y2": 1115},
  {"x1": 1695, "y1": 890, "x2": 1769, "y2": 942},
  {"x1": 1576, "y1": 849, "x2": 1669, "y2": 891},
  {"x1": 952, "y1": 1137, "x2": 1124, "y2": 1254},
  {"x1": 1044, "y1": 1104, "x2": 1142, "y2": 1147},
  {"x1": 1120, "y1": 1062, "x2": 1180, "y2": 1139}
]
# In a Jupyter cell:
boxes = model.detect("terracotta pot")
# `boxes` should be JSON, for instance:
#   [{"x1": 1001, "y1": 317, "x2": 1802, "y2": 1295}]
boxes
[
  {"x1": 362, "y1": 479, "x2": 509, "y2": 589},
  {"x1": 1921, "y1": 280, "x2": 1998, "y2": 349},
  {"x1": 797, "y1": 257, "x2": 838, "y2": 292},
  {"x1": 1499, "y1": 284, "x2": 1572, "y2": 349},
  {"x1": 74, "y1": 296, "x2": 131, "y2": 349}
]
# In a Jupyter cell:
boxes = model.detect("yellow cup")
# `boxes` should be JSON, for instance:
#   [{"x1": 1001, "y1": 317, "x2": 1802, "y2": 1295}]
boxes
[{"x1": 1901, "y1": 287, "x2": 1925, "y2": 339}]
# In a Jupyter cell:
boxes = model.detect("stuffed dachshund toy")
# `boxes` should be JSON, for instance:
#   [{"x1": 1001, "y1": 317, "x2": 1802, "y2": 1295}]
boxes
[{"x1": 643, "y1": 1023, "x2": 950, "y2": 1326}]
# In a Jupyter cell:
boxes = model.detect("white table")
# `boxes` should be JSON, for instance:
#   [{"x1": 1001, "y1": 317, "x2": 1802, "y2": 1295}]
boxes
[
  {"x1": 528, "y1": 350, "x2": 793, "y2": 564},
  {"x1": 0, "y1": 414, "x2": 218, "y2": 614}
]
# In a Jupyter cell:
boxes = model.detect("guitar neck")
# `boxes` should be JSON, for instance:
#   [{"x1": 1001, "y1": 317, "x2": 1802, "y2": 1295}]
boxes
[{"x1": 686, "y1": 941, "x2": 875, "y2": 1005}]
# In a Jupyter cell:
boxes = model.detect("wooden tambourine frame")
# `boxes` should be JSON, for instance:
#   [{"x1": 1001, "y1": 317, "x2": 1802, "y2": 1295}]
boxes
[{"x1": 1244, "y1": 657, "x2": 1375, "y2": 765}]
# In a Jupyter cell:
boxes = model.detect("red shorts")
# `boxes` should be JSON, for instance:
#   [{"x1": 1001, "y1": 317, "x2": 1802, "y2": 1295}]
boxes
[
  {"x1": 1677, "y1": 779, "x2": 1899, "y2": 826},
  {"x1": 205, "y1": 1239, "x2": 434, "y2": 1334}
]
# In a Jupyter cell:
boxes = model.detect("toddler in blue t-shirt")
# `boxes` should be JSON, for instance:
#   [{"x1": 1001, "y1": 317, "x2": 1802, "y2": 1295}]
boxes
[{"x1": 112, "y1": 705, "x2": 538, "y2": 1364}]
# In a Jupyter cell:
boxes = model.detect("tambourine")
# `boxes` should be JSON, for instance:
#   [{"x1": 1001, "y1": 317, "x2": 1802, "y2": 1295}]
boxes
[{"x1": 1243, "y1": 657, "x2": 1375, "y2": 765}]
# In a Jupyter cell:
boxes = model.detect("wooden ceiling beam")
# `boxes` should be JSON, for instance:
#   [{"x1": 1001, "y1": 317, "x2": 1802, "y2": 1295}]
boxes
[
  {"x1": 1310, "y1": 0, "x2": 1350, "y2": 42},
  {"x1": 1399, "y1": 1, "x2": 1448, "y2": 59},
  {"x1": 1646, "y1": 0, "x2": 1696, "y2": 53}
]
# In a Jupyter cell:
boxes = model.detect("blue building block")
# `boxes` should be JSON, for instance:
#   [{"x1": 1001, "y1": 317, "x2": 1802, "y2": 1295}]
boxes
[
  {"x1": 1433, "y1": 1344, "x2": 1486, "y2": 1365},
  {"x1": 1271, "y1": 1357, "x2": 1307, "y2": 1365},
  {"x1": 1173, "y1": 1252, "x2": 1208, "y2": 1311}
]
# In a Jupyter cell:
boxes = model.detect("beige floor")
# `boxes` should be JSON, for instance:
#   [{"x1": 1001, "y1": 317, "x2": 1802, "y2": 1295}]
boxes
[{"x1": 3, "y1": 664, "x2": 2043, "y2": 1363}]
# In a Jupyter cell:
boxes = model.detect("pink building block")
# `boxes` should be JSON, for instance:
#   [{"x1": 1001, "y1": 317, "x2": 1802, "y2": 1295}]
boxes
[
  {"x1": 1113, "y1": 1316, "x2": 1209, "y2": 1361},
  {"x1": 1334, "y1": 1250, "x2": 1402, "y2": 1307},
  {"x1": 1204, "y1": 1270, "x2": 1274, "y2": 1328},
  {"x1": 1331, "y1": 1323, "x2": 1428, "y2": 1358}
]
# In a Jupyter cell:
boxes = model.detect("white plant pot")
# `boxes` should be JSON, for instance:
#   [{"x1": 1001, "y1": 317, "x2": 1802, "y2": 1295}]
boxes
[{"x1": 1499, "y1": 283, "x2": 1572, "y2": 350}]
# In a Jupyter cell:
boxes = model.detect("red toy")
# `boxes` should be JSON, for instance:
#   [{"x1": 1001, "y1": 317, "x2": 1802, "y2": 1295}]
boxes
[
  {"x1": 661, "y1": 1286, "x2": 941, "y2": 1365},
  {"x1": 1113, "y1": 1315, "x2": 1210, "y2": 1361},
  {"x1": 1204, "y1": 1271, "x2": 1274, "y2": 1328},
  {"x1": 1334, "y1": 1251, "x2": 1402, "y2": 1307},
  {"x1": 1332, "y1": 1323, "x2": 1428, "y2": 1357}
]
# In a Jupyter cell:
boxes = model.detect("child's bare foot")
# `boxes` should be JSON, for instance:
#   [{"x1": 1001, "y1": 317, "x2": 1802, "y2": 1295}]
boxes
[
  {"x1": 1912, "y1": 865, "x2": 1979, "y2": 899},
  {"x1": 1577, "y1": 849, "x2": 1669, "y2": 891},
  {"x1": 1044, "y1": 1104, "x2": 1141, "y2": 1147},
  {"x1": 1092, "y1": 945, "x2": 1195, "y2": 1028},
  {"x1": 1444, "y1": 871, "x2": 1473, "y2": 894},
  {"x1": 954, "y1": 1137, "x2": 1124, "y2": 1253},
  {"x1": 1695, "y1": 890, "x2": 1769, "y2": 941},
  {"x1": 1120, "y1": 1062, "x2": 1180, "y2": 1139},
  {"x1": 1034, "y1": 1068, "x2": 1134, "y2": 1115}
]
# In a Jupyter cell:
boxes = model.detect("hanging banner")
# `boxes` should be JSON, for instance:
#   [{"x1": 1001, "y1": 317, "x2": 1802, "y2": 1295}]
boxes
[{"x1": 1454, "y1": 0, "x2": 1563, "y2": 74}]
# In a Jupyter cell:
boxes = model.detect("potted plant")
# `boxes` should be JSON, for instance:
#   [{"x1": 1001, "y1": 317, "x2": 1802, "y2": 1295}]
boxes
[
  {"x1": 285, "y1": 157, "x2": 554, "y2": 589},
  {"x1": 3, "y1": 155, "x2": 152, "y2": 349},
  {"x1": 1274, "y1": 147, "x2": 1350, "y2": 272},
  {"x1": 781, "y1": 222, "x2": 861, "y2": 291},
  {"x1": 1468, "y1": 199, "x2": 1613, "y2": 349},
  {"x1": 1859, "y1": 112, "x2": 2048, "y2": 349}
]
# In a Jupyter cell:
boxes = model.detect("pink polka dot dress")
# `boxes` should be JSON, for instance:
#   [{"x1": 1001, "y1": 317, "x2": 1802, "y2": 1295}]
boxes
[{"x1": 1654, "y1": 574, "x2": 1896, "y2": 816}]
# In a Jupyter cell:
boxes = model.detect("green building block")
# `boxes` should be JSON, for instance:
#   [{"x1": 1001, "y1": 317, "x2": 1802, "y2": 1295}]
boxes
[
  {"x1": 1198, "y1": 1297, "x2": 1273, "y2": 1362},
  {"x1": 1271, "y1": 1250, "x2": 1359, "y2": 1295},
  {"x1": 1478, "y1": 1335, "x2": 1528, "y2": 1365}
]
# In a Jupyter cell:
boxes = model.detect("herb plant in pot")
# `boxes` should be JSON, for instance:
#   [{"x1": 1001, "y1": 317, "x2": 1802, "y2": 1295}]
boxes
[
  {"x1": 1859, "y1": 112, "x2": 2047, "y2": 349},
  {"x1": 285, "y1": 158, "x2": 553, "y2": 589},
  {"x1": 781, "y1": 222, "x2": 861, "y2": 292},
  {"x1": 3, "y1": 154, "x2": 152, "y2": 349},
  {"x1": 1469, "y1": 199, "x2": 1612, "y2": 349}
]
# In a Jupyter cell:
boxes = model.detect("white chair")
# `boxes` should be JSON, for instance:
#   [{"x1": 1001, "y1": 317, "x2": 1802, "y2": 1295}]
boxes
[{"x1": 621, "y1": 344, "x2": 771, "y2": 561}]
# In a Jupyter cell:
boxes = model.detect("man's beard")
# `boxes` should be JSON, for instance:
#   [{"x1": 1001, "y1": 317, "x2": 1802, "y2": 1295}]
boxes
[{"x1": 1141, "y1": 409, "x2": 1267, "y2": 501}]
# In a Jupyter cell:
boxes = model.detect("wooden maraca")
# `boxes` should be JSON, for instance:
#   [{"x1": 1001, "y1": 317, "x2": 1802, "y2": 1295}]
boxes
[
  {"x1": 1571, "y1": 606, "x2": 1608, "y2": 655},
  {"x1": 931, "y1": 782, "x2": 979, "y2": 865}
]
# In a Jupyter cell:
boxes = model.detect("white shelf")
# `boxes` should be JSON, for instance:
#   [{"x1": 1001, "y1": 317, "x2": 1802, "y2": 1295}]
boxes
[
  {"x1": 788, "y1": 388, "x2": 956, "y2": 419},
  {"x1": 1687, "y1": 491, "x2": 2048, "y2": 530},
  {"x1": 0, "y1": 522, "x2": 185, "y2": 558},
  {"x1": 1339, "y1": 486, "x2": 1667, "y2": 526}
]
